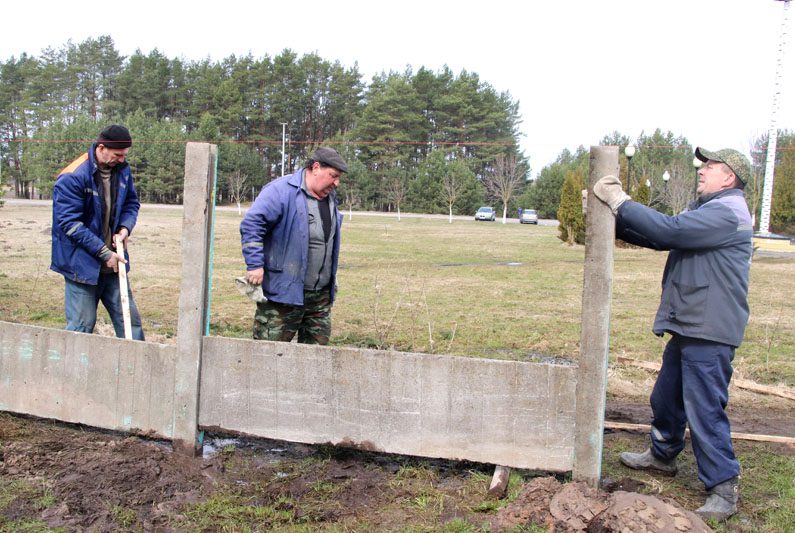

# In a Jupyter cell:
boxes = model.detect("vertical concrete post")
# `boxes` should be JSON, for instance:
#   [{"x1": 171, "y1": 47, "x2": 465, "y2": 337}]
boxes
[
  {"x1": 173, "y1": 142, "x2": 217, "y2": 455},
  {"x1": 573, "y1": 145, "x2": 618, "y2": 486}
]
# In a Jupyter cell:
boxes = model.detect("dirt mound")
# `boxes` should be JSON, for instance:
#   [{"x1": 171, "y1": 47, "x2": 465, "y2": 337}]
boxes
[
  {"x1": 491, "y1": 476, "x2": 711, "y2": 532},
  {"x1": 0, "y1": 417, "x2": 217, "y2": 530},
  {"x1": 5, "y1": 411, "x2": 780, "y2": 531}
]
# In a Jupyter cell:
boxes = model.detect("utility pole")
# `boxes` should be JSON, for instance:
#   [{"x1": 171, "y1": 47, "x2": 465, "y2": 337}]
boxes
[
  {"x1": 759, "y1": 0, "x2": 792, "y2": 235},
  {"x1": 281, "y1": 123, "x2": 288, "y2": 177}
]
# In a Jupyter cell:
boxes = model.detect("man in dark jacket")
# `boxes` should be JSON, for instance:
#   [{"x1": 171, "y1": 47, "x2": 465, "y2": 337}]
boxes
[
  {"x1": 240, "y1": 147, "x2": 346, "y2": 344},
  {"x1": 50, "y1": 125, "x2": 145, "y2": 340},
  {"x1": 593, "y1": 147, "x2": 753, "y2": 521}
]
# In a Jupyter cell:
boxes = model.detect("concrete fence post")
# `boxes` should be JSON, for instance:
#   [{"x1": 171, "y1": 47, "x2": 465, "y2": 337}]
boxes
[
  {"x1": 173, "y1": 142, "x2": 218, "y2": 455},
  {"x1": 573, "y1": 145, "x2": 618, "y2": 486}
]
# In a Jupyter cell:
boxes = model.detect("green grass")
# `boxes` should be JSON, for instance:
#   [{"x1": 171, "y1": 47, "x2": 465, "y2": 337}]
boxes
[
  {"x1": 735, "y1": 448, "x2": 795, "y2": 532},
  {"x1": 2, "y1": 204, "x2": 793, "y2": 389},
  {"x1": 174, "y1": 492, "x2": 296, "y2": 531},
  {"x1": 1, "y1": 203, "x2": 794, "y2": 531},
  {"x1": 108, "y1": 504, "x2": 137, "y2": 528},
  {"x1": 602, "y1": 432, "x2": 795, "y2": 533},
  {"x1": 0, "y1": 479, "x2": 62, "y2": 532}
]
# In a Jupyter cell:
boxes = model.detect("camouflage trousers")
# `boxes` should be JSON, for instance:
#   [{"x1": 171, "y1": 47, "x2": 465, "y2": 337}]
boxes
[{"x1": 253, "y1": 288, "x2": 332, "y2": 345}]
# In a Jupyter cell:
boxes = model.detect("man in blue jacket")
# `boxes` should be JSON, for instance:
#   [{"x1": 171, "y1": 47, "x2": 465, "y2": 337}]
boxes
[
  {"x1": 240, "y1": 147, "x2": 346, "y2": 345},
  {"x1": 50, "y1": 125, "x2": 145, "y2": 340},
  {"x1": 593, "y1": 147, "x2": 753, "y2": 522}
]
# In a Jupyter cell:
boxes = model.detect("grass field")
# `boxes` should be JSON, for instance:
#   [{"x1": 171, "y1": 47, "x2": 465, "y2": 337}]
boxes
[
  {"x1": 1, "y1": 202, "x2": 792, "y2": 387},
  {"x1": 1, "y1": 201, "x2": 794, "y2": 531}
]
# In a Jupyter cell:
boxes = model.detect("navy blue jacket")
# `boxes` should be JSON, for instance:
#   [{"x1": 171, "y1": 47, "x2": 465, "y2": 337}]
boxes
[
  {"x1": 240, "y1": 169, "x2": 342, "y2": 306},
  {"x1": 616, "y1": 189, "x2": 752, "y2": 347},
  {"x1": 50, "y1": 144, "x2": 140, "y2": 285}
]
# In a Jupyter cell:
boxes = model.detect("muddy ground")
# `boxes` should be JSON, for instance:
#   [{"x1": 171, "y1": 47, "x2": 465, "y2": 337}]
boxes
[{"x1": 1, "y1": 399, "x2": 793, "y2": 532}]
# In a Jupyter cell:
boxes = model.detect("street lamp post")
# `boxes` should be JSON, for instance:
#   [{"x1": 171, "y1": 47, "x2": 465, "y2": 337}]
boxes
[
  {"x1": 280, "y1": 122, "x2": 288, "y2": 177},
  {"x1": 624, "y1": 145, "x2": 636, "y2": 193},
  {"x1": 662, "y1": 170, "x2": 671, "y2": 212},
  {"x1": 692, "y1": 156, "x2": 702, "y2": 198}
]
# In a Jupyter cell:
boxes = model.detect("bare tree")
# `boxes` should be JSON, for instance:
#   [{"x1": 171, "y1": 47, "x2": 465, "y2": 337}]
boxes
[
  {"x1": 481, "y1": 154, "x2": 526, "y2": 223},
  {"x1": 227, "y1": 170, "x2": 247, "y2": 216},
  {"x1": 342, "y1": 184, "x2": 360, "y2": 221},
  {"x1": 441, "y1": 171, "x2": 464, "y2": 224},
  {"x1": 661, "y1": 161, "x2": 696, "y2": 214},
  {"x1": 386, "y1": 170, "x2": 407, "y2": 221}
]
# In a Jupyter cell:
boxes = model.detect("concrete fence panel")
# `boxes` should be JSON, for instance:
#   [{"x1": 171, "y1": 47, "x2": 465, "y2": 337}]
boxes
[
  {"x1": 0, "y1": 142, "x2": 616, "y2": 477},
  {"x1": 198, "y1": 336, "x2": 576, "y2": 470},
  {"x1": 0, "y1": 321, "x2": 177, "y2": 438}
]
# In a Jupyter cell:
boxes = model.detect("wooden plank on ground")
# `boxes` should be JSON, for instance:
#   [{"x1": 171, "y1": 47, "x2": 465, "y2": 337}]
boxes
[
  {"x1": 604, "y1": 421, "x2": 795, "y2": 445},
  {"x1": 616, "y1": 356, "x2": 795, "y2": 401}
]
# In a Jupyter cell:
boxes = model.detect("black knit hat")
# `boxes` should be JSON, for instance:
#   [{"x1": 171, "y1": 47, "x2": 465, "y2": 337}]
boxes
[{"x1": 97, "y1": 125, "x2": 132, "y2": 149}]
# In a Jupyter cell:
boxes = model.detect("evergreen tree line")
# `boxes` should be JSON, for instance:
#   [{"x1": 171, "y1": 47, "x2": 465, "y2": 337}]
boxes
[
  {"x1": 525, "y1": 129, "x2": 795, "y2": 241},
  {"x1": 0, "y1": 36, "x2": 523, "y2": 214},
  {"x1": 1, "y1": 37, "x2": 792, "y2": 233}
]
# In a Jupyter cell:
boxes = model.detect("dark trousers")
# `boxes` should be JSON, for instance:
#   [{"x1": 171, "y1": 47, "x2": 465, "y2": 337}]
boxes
[{"x1": 649, "y1": 335, "x2": 740, "y2": 489}]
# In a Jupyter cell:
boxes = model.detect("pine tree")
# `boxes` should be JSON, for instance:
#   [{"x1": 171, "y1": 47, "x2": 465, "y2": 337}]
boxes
[
  {"x1": 771, "y1": 132, "x2": 795, "y2": 234},
  {"x1": 557, "y1": 170, "x2": 586, "y2": 245}
]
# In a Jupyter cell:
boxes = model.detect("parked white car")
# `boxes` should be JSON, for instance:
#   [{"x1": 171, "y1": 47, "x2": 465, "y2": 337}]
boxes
[
  {"x1": 475, "y1": 206, "x2": 496, "y2": 221},
  {"x1": 520, "y1": 209, "x2": 538, "y2": 224}
]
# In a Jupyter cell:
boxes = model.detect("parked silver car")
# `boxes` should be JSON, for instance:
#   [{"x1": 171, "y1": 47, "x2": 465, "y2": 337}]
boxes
[
  {"x1": 520, "y1": 209, "x2": 538, "y2": 224},
  {"x1": 475, "y1": 206, "x2": 496, "y2": 221}
]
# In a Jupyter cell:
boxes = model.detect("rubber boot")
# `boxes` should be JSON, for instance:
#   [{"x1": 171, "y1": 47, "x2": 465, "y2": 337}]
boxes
[
  {"x1": 619, "y1": 448, "x2": 678, "y2": 475},
  {"x1": 696, "y1": 477, "x2": 739, "y2": 522}
]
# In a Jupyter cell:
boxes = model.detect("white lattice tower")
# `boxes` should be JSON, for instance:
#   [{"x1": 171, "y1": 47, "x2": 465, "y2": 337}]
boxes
[{"x1": 759, "y1": 0, "x2": 792, "y2": 235}]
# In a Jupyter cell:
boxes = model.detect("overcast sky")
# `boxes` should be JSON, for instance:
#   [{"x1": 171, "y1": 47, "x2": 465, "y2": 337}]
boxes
[{"x1": 3, "y1": 0, "x2": 794, "y2": 177}]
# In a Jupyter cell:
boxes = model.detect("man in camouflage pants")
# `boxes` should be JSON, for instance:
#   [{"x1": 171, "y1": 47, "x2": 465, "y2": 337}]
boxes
[{"x1": 240, "y1": 147, "x2": 346, "y2": 344}]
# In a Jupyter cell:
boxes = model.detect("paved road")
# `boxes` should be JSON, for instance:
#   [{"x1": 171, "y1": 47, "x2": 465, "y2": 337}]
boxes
[{"x1": 3, "y1": 199, "x2": 559, "y2": 226}]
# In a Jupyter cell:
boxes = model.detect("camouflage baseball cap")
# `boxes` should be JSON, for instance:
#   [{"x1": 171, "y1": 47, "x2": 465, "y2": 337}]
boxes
[{"x1": 695, "y1": 147, "x2": 751, "y2": 185}]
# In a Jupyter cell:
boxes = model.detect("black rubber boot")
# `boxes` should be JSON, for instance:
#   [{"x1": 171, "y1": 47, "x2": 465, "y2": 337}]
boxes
[
  {"x1": 696, "y1": 477, "x2": 739, "y2": 522},
  {"x1": 619, "y1": 448, "x2": 678, "y2": 475}
]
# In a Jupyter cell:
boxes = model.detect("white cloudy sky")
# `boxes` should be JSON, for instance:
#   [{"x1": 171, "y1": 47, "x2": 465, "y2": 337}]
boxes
[{"x1": 3, "y1": 0, "x2": 794, "y2": 176}]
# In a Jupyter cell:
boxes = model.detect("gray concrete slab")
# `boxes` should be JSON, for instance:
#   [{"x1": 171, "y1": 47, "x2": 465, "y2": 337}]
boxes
[
  {"x1": 0, "y1": 321, "x2": 177, "y2": 437},
  {"x1": 2, "y1": 320, "x2": 577, "y2": 470},
  {"x1": 199, "y1": 336, "x2": 576, "y2": 471}
]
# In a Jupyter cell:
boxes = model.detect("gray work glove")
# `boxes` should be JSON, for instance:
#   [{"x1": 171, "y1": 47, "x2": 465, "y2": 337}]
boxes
[
  {"x1": 593, "y1": 175, "x2": 631, "y2": 215},
  {"x1": 235, "y1": 277, "x2": 268, "y2": 303}
]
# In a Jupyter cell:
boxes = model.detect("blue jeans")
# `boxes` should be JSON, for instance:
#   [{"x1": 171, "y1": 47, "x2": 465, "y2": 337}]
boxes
[
  {"x1": 650, "y1": 335, "x2": 739, "y2": 489},
  {"x1": 64, "y1": 275, "x2": 145, "y2": 340}
]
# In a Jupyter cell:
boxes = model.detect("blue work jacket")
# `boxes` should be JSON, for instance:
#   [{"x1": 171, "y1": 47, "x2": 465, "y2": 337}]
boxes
[
  {"x1": 615, "y1": 189, "x2": 752, "y2": 347},
  {"x1": 50, "y1": 144, "x2": 140, "y2": 285},
  {"x1": 240, "y1": 169, "x2": 342, "y2": 306}
]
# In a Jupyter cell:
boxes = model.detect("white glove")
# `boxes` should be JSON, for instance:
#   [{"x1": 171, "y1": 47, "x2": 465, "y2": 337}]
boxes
[{"x1": 593, "y1": 175, "x2": 631, "y2": 214}]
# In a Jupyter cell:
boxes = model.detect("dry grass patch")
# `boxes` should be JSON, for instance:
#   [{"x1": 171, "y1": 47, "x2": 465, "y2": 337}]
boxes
[{"x1": 1, "y1": 203, "x2": 793, "y2": 386}]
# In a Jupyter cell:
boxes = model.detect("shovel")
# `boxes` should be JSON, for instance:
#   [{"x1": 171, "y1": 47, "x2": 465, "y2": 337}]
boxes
[{"x1": 115, "y1": 235, "x2": 133, "y2": 339}]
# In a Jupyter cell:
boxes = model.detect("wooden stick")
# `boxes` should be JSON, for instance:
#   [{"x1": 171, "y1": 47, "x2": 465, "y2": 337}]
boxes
[
  {"x1": 605, "y1": 421, "x2": 795, "y2": 445},
  {"x1": 616, "y1": 356, "x2": 795, "y2": 401},
  {"x1": 115, "y1": 235, "x2": 133, "y2": 340},
  {"x1": 733, "y1": 378, "x2": 795, "y2": 401},
  {"x1": 488, "y1": 465, "x2": 511, "y2": 498},
  {"x1": 616, "y1": 356, "x2": 658, "y2": 371}
]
